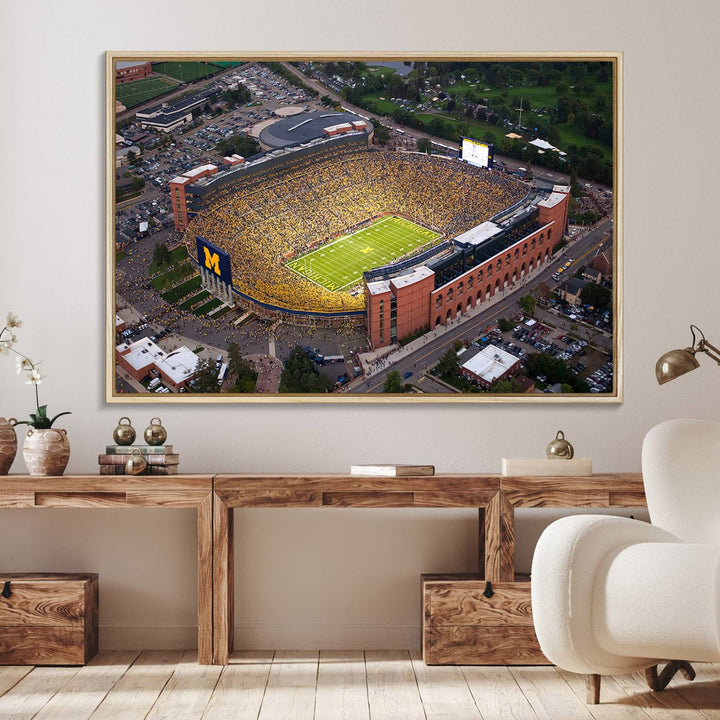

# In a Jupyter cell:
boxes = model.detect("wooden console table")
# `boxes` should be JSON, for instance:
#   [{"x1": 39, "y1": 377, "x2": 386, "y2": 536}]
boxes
[
  {"x1": 1, "y1": 473, "x2": 647, "y2": 666},
  {"x1": 212, "y1": 473, "x2": 645, "y2": 665},
  {"x1": 0, "y1": 475, "x2": 214, "y2": 665}
]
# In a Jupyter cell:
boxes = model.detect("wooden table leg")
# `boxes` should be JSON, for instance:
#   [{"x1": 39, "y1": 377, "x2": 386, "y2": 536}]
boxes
[
  {"x1": 197, "y1": 493, "x2": 213, "y2": 665},
  {"x1": 213, "y1": 492, "x2": 234, "y2": 665},
  {"x1": 483, "y1": 492, "x2": 515, "y2": 582}
]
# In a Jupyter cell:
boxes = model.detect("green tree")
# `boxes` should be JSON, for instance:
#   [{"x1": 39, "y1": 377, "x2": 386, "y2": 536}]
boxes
[
  {"x1": 436, "y1": 348, "x2": 460, "y2": 381},
  {"x1": 518, "y1": 294, "x2": 536, "y2": 316},
  {"x1": 130, "y1": 175, "x2": 145, "y2": 193},
  {"x1": 126, "y1": 150, "x2": 137, "y2": 165},
  {"x1": 371, "y1": 120, "x2": 390, "y2": 145},
  {"x1": 279, "y1": 347, "x2": 333, "y2": 393},
  {"x1": 579, "y1": 282, "x2": 612, "y2": 310},
  {"x1": 492, "y1": 378, "x2": 522, "y2": 393},
  {"x1": 524, "y1": 352, "x2": 588, "y2": 393},
  {"x1": 222, "y1": 84, "x2": 251, "y2": 108},
  {"x1": 383, "y1": 371, "x2": 405, "y2": 393},
  {"x1": 152, "y1": 242, "x2": 171, "y2": 267},
  {"x1": 216, "y1": 135, "x2": 259, "y2": 158},
  {"x1": 416, "y1": 137, "x2": 432, "y2": 153},
  {"x1": 569, "y1": 166, "x2": 583, "y2": 197},
  {"x1": 227, "y1": 342, "x2": 258, "y2": 393},
  {"x1": 497, "y1": 318, "x2": 515, "y2": 332},
  {"x1": 189, "y1": 358, "x2": 221, "y2": 393}
]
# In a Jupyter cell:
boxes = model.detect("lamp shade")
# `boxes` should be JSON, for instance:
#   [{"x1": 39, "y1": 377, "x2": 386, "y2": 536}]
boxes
[{"x1": 655, "y1": 348, "x2": 700, "y2": 385}]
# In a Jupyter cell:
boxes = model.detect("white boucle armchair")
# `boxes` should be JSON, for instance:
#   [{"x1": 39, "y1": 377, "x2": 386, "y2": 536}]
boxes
[{"x1": 531, "y1": 418, "x2": 720, "y2": 703}]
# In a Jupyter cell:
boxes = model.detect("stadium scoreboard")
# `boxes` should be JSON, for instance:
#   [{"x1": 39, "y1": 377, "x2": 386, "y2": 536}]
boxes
[{"x1": 460, "y1": 137, "x2": 494, "y2": 169}]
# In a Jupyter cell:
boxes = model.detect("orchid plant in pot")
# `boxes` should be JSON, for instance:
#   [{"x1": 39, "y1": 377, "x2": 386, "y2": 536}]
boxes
[{"x1": 0, "y1": 312, "x2": 72, "y2": 475}]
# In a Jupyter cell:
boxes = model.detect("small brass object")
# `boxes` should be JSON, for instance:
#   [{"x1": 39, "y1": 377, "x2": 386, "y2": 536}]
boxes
[
  {"x1": 112, "y1": 417, "x2": 136, "y2": 446},
  {"x1": 546, "y1": 430, "x2": 574, "y2": 459},
  {"x1": 144, "y1": 417, "x2": 167, "y2": 446},
  {"x1": 125, "y1": 448, "x2": 147, "y2": 475}
]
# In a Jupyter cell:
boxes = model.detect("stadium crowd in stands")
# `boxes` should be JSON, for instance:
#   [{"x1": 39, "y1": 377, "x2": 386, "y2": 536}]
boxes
[{"x1": 186, "y1": 145, "x2": 525, "y2": 314}]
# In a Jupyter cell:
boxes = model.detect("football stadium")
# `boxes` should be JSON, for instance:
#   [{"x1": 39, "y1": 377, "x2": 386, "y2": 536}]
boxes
[{"x1": 180, "y1": 131, "x2": 534, "y2": 330}]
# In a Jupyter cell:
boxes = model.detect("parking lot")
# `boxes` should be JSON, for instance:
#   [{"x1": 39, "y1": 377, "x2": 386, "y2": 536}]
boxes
[
  {"x1": 116, "y1": 62, "x2": 319, "y2": 248},
  {"x1": 460, "y1": 318, "x2": 613, "y2": 393}
]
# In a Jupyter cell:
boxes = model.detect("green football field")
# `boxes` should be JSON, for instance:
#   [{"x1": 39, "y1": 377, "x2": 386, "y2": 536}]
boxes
[
  {"x1": 151, "y1": 61, "x2": 225, "y2": 82},
  {"x1": 116, "y1": 77, "x2": 178, "y2": 108},
  {"x1": 285, "y1": 216, "x2": 441, "y2": 292}
]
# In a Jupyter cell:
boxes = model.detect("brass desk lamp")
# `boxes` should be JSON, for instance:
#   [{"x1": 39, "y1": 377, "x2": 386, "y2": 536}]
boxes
[{"x1": 655, "y1": 325, "x2": 720, "y2": 384}]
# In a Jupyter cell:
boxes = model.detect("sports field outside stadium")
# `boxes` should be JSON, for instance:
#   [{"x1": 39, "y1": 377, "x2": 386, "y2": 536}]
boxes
[
  {"x1": 285, "y1": 216, "x2": 441, "y2": 292},
  {"x1": 151, "y1": 61, "x2": 227, "y2": 82},
  {"x1": 116, "y1": 77, "x2": 179, "y2": 108}
]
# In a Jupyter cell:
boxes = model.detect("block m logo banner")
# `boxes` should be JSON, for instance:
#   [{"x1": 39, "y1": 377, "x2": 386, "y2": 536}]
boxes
[
  {"x1": 196, "y1": 236, "x2": 232, "y2": 285},
  {"x1": 203, "y1": 247, "x2": 220, "y2": 275}
]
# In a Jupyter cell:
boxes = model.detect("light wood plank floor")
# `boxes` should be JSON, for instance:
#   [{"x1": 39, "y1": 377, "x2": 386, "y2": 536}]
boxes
[{"x1": 0, "y1": 651, "x2": 717, "y2": 720}]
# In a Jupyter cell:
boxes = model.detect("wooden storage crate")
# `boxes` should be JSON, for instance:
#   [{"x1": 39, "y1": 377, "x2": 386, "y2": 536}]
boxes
[
  {"x1": 422, "y1": 573, "x2": 548, "y2": 665},
  {"x1": 0, "y1": 573, "x2": 98, "y2": 665}
]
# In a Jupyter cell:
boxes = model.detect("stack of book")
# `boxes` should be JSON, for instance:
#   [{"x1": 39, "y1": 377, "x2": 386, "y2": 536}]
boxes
[
  {"x1": 349, "y1": 464, "x2": 435, "y2": 477},
  {"x1": 98, "y1": 445, "x2": 180, "y2": 475}
]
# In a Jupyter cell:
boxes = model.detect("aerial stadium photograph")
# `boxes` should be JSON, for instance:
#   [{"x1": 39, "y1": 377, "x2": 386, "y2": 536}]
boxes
[{"x1": 107, "y1": 53, "x2": 621, "y2": 402}]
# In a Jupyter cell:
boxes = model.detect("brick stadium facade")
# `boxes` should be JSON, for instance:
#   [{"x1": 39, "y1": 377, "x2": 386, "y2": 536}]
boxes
[
  {"x1": 115, "y1": 61, "x2": 152, "y2": 84},
  {"x1": 365, "y1": 186, "x2": 570, "y2": 349},
  {"x1": 169, "y1": 164, "x2": 219, "y2": 232}
]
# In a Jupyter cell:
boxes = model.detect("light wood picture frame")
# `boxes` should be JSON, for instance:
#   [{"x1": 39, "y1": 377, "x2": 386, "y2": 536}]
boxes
[{"x1": 107, "y1": 52, "x2": 622, "y2": 403}]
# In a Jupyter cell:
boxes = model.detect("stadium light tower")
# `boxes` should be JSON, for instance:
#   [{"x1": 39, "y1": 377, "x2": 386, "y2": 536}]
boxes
[{"x1": 518, "y1": 97, "x2": 524, "y2": 129}]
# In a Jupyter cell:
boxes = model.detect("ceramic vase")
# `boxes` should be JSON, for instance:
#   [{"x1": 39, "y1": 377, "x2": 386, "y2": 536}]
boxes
[
  {"x1": 0, "y1": 417, "x2": 17, "y2": 475},
  {"x1": 22, "y1": 428, "x2": 70, "y2": 476}
]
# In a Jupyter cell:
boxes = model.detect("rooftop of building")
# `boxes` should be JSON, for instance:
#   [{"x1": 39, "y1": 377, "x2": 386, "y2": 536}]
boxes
[
  {"x1": 117, "y1": 338, "x2": 164, "y2": 371},
  {"x1": 461, "y1": 344, "x2": 520, "y2": 384},
  {"x1": 259, "y1": 110, "x2": 370, "y2": 149},
  {"x1": 560, "y1": 277, "x2": 587, "y2": 294},
  {"x1": 390, "y1": 266, "x2": 434, "y2": 289},
  {"x1": 274, "y1": 106, "x2": 305, "y2": 118},
  {"x1": 365, "y1": 279, "x2": 391, "y2": 296},
  {"x1": 136, "y1": 86, "x2": 219, "y2": 120},
  {"x1": 155, "y1": 346, "x2": 202, "y2": 385},
  {"x1": 528, "y1": 138, "x2": 566, "y2": 155},
  {"x1": 139, "y1": 109, "x2": 193, "y2": 128},
  {"x1": 184, "y1": 164, "x2": 217, "y2": 179},
  {"x1": 117, "y1": 338, "x2": 200, "y2": 385},
  {"x1": 538, "y1": 186, "x2": 570, "y2": 210},
  {"x1": 453, "y1": 221, "x2": 502, "y2": 247}
]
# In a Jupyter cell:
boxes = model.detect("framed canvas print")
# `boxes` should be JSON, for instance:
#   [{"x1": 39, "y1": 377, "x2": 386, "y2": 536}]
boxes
[{"x1": 106, "y1": 52, "x2": 622, "y2": 402}]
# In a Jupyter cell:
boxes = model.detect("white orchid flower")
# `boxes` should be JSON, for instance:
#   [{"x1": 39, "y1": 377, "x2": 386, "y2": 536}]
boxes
[
  {"x1": 3, "y1": 310, "x2": 71, "y2": 428},
  {"x1": 16, "y1": 356, "x2": 33, "y2": 373},
  {"x1": 6, "y1": 312, "x2": 22, "y2": 329},
  {"x1": 25, "y1": 368, "x2": 45, "y2": 385}
]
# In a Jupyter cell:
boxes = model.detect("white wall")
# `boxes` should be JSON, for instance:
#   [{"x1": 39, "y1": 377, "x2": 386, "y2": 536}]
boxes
[{"x1": 1, "y1": 0, "x2": 719, "y2": 650}]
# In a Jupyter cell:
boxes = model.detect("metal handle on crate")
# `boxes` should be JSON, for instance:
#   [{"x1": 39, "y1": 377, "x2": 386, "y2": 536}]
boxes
[
  {"x1": 483, "y1": 581, "x2": 494, "y2": 599},
  {"x1": 1, "y1": 581, "x2": 11, "y2": 599}
]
